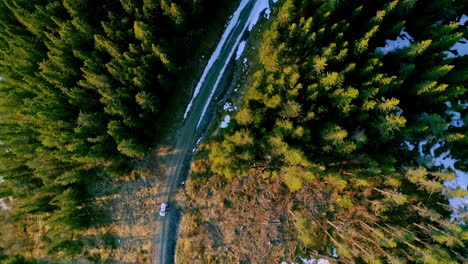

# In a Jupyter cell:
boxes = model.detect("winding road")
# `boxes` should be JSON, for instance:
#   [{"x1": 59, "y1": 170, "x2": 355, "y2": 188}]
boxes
[{"x1": 152, "y1": 0, "x2": 273, "y2": 263}]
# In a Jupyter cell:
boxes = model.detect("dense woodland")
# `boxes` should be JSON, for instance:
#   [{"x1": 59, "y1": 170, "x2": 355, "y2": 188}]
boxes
[
  {"x1": 0, "y1": 0, "x2": 230, "y2": 261},
  {"x1": 208, "y1": 0, "x2": 468, "y2": 263}
]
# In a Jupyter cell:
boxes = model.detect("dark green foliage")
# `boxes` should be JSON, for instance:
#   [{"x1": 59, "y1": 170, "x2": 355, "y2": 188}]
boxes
[{"x1": 0, "y1": 0, "x2": 230, "y2": 259}]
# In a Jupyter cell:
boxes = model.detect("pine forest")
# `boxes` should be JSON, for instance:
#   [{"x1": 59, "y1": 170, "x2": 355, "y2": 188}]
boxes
[{"x1": 0, "y1": 0, "x2": 467, "y2": 263}]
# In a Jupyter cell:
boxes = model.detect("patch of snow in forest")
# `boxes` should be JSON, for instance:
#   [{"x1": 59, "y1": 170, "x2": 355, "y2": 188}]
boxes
[
  {"x1": 420, "y1": 141, "x2": 468, "y2": 219},
  {"x1": 264, "y1": 8, "x2": 271, "y2": 19},
  {"x1": 236, "y1": 40, "x2": 247, "y2": 60},
  {"x1": 445, "y1": 14, "x2": 468, "y2": 58},
  {"x1": 404, "y1": 140, "x2": 415, "y2": 151},
  {"x1": 375, "y1": 28, "x2": 414, "y2": 54},
  {"x1": 183, "y1": 0, "x2": 252, "y2": 119},
  {"x1": 332, "y1": 248, "x2": 338, "y2": 258},
  {"x1": 281, "y1": 257, "x2": 330, "y2": 264},
  {"x1": 445, "y1": 38, "x2": 468, "y2": 58},
  {"x1": 460, "y1": 14, "x2": 468, "y2": 26},
  {"x1": 445, "y1": 101, "x2": 466, "y2": 127},
  {"x1": 243, "y1": 58, "x2": 248, "y2": 64},
  {"x1": 193, "y1": 137, "x2": 203, "y2": 152},
  {"x1": 223, "y1": 102, "x2": 238, "y2": 112},
  {"x1": 411, "y1": 101, "x2": 468, "y2": 219},
  {"x1": 0, "y1": 198, "x2": 9, "y2": 211},
  {"x1": 395, "y1": 106, "x2": 403, "y2": 115},
  {"x1": 220, "y1": 115, "x2": 231, "y2": 128},
  {"x1": 0, "y1": 176, "x2": 10, "y2": 210}
]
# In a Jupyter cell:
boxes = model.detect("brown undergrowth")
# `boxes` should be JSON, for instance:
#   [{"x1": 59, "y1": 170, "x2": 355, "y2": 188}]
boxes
[{"x1": 175, "y1": 144, "x2": 302, "y2": 264}]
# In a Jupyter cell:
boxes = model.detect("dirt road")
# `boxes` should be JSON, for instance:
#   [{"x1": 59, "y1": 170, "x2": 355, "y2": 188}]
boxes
[{"x1": 152, "y1": 0, "x2": 271, "y2": 263}]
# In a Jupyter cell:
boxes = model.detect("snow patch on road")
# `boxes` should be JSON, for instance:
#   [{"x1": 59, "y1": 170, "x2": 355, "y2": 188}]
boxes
[
  {"x1": 247, "y1": 0, "x2": 272, "y2": 31},
  {"x1": 196, "y1": 0, "x2": 277, "y2": 129},
  {"x1": 192, "y1": 137, "x2": 203, "y2": 153},
  {"x1": 220, "y1": 115, "x2": 231, "y2": 128},
  {"x1": 183, "y1": 0, "x2": 253, "y2": 119},
  {"x1": 445, "y1": 14, "x2": 468, "y2": 58},
  {"x1": 236, "y1": 40, "x2": 247, "y2": 60}
]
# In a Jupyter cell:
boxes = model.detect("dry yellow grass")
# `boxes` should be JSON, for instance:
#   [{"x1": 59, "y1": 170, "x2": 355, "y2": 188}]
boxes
[{"x1": 77, "y1": 167, "x2": 162, "y2": 263}]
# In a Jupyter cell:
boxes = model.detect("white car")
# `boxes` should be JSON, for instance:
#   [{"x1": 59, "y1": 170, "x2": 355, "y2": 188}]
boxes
[{"x1": 159, "y1": 202, "x2": 168, "y2": 216}]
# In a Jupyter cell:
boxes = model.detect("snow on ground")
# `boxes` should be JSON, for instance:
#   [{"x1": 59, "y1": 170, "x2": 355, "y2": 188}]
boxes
[
  {"x1": 0, "y1": 198, "x2": 8, "y2": 211},
  {"x1": 376, "y1": 15, "x2": 468, "y2": 58},
  {"x1": 404, "y1": 140, "x2": 415, "y2": 151},
  {"x1": 445, "y1": 101, "x2": 466, "y2": 128},
  {"x1": 445, "y1": 14, "x2": 467, "y2": 59},
  {"x1": 395, "y1": 106, "x2": 403, "y2": 115},
  {"x1": 223, "y1": 102, "x2": 238, "y2": 112},
  {"x1": 419, "y1": 140, "x2": 468, "y2": 219},
  {"x1": 375, "y1": 28, "x2": 414, "y2": 54},
  {"x1": 220, "y1": 115, "x2": 231, "y2": 128},
  {"x1": 460, "y1": 14, "x2": 468, "y2": 26},
  {"x1": 247, "y1": 0, "x2": 272, "y2": 31},
  {"x1": 410, "y1": 100, "x2": 468, "y2": 219},
  {"x1": 236, "y1": 40, "x2": 247, "y2": 60},
  {"x1": 0, "y1": 175, "x2": 9, "y2": 211},
  {"x1": 281, "y1": 257, "x2": 330, "y2": 264},
  {"x1": 196, "y1": 0, "x2": 277, "y2": 129},
  {"x1": 332, "y1": 248, "x2": 338, "y2": 258},
  {"x1": 445, "y1": 38, "x2": 468, "y2": 58},
  {"x1": 185, "y1": 0, "x2": 276, "y2": 120},
  {"x1": 264, "y1": 8, "x2": 271, "y2": 19}
]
